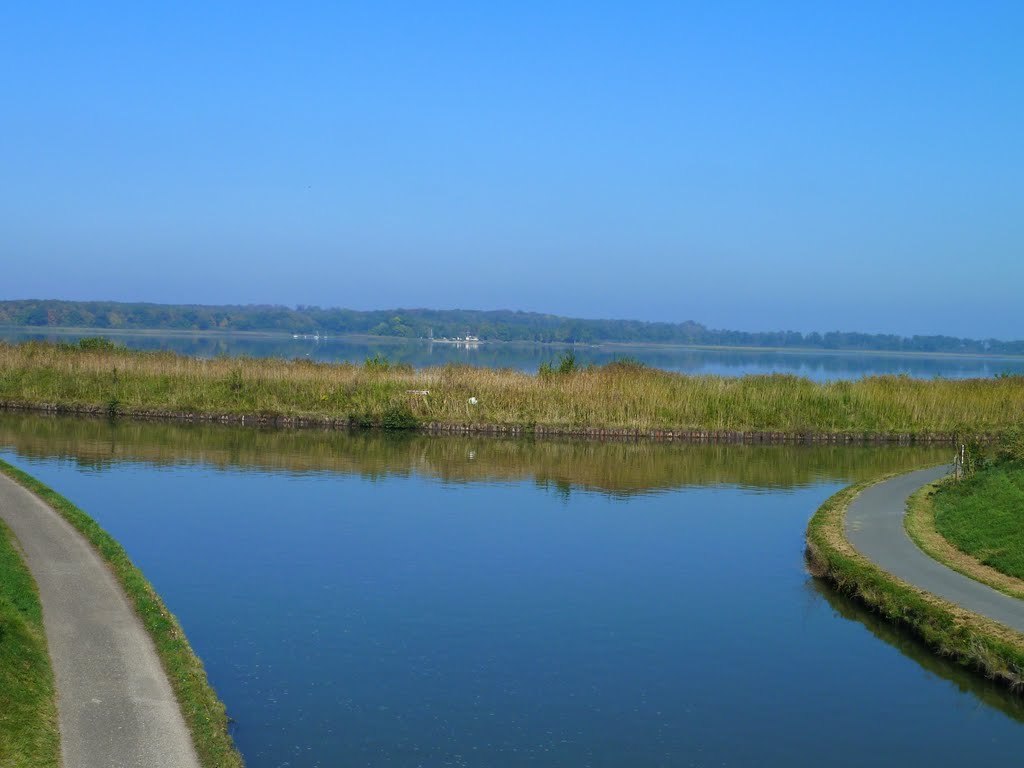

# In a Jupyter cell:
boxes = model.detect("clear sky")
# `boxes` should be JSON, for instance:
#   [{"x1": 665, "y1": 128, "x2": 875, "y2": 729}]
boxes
[{"x1": 3, "y1": 1, "x2": 1022, "y2": 339}]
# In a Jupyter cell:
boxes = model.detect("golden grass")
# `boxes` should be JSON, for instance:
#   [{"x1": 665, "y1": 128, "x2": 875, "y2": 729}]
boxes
[{"x1": 1, "y1": 341, "x2": 1022, "y2": 436}]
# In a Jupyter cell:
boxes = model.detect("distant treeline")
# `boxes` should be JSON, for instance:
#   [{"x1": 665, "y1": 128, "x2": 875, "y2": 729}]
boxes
[{"x1": 1, "y1": 299, "x2": 1021, "y2": 355}]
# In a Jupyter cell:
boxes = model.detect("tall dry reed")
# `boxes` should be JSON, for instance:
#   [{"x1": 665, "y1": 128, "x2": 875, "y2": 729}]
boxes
[{"x1": 1, "y1": 342, "x2": 1021, "y2": 436}]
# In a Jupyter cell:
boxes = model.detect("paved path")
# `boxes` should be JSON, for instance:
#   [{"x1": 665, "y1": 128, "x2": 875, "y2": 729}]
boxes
[
  {"x1": 846, "y1": 465, "x2": 1024, "y2": 634},
  {"x1": 0, "y1": 472, "x2": 201, "y2": 768}
]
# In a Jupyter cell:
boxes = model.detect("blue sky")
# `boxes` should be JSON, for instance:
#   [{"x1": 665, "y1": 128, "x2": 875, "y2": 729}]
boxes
[{"x1": 2, "y1": 2, "x2": 1022, "y2": 338}]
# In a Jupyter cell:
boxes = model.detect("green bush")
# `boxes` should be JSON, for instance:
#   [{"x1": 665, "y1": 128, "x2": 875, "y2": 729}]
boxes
[
  {"x1": 381, "y1": 405, "x2": 419, "y2": 430},
  {"x1": 77, "y1": 336, "x2": 119, "y2": 351},
  {"x1": 364, "y1": 353, "x2": 391, "y2": 372},
  {"x1": 539, "y1": 351, "x2": 578, "y2": 378},
  {"x1": 995, "y1": 430, "x2": 1024, "y2": 464},
  {"x1": 962, "y1": 440, "x2": 988, "y2": 475}
]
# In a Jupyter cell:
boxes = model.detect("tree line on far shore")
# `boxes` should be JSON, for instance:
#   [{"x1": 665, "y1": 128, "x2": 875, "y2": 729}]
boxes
[{"x1": 1, "y1": 299, "x2": 1021, "y2": 355}]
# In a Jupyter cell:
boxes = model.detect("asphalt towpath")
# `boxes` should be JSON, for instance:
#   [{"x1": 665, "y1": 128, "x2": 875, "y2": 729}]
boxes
[
  {"x1": 0, "y1": 471, "x2": 201, "y2": 768},
  {"x1": 846, "y1": 465, "x2": 1024, "y2": 634}
]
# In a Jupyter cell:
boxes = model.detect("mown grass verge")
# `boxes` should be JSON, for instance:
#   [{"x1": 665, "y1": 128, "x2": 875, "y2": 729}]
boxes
[
  {"x1": 905, "y1": 477, "x2": 1024, "y2": 601},
  {"x1": 0, "y1": 459, "x2": 243, "y2": 768},
  {"x1": 806, "y1": 473, "x2": 1024, "y2": 689},
  {"x1": 1, "y1": 341, "x2": 1023, "y2": 438},
  {"x1": 930, "y1": 462, "x2": 1024, "y2": 581},
  {"x1": 0, "y1": 518, "x2": 60, "y2": 768}
]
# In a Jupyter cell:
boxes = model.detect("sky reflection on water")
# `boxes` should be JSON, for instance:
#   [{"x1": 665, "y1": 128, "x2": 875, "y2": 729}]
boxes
[{"x1": 0, "y1": 416, "x2": 1019, "y2": 766}]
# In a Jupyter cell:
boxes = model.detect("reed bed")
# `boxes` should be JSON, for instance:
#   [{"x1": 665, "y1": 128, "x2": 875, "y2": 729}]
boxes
[{"x1": 1, "y1": 341, "x2": 1022, "y2": 437}]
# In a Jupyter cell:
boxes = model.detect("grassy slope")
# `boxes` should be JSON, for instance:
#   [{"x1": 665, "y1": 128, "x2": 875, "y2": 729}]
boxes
[
  {"x1": 2, "y1": 342, "x2": 1023, "y2": 436},
  {"x1": 0, "y1": 460, "x2": 243, "y2": 768},
  {"x1": 905, "y1": 480, "x2": 1024, "y2": 601},
  {"x1": 806, "y1": 473, "x2": 1024, "y2": 688},
  {"x1": 932, "y1": 463, "x2": 1024, "y2": 581},
  {"x1": 0, "y1": 519, "x2": 60, "y2": 768}
]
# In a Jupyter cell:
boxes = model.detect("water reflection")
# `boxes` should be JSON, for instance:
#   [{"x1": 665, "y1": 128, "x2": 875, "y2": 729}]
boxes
[
  {"x1": 0, "y1": 412, "x2": 1019, "y2": 767},
  {"x1": 0, "y1": 412, "x2": 951, "y2": 496},
  {"x1": 808, "y1": 579, "x2": 1024, "y2": 722}
]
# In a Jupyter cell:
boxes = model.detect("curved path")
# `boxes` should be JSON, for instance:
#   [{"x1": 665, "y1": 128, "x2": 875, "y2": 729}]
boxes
[
  {"x1": 0, "y1": 472, "x2": 201, "y2": 768},
  {"x1": 846, "y1": 465, "x2": 1024, "y2": 634}
]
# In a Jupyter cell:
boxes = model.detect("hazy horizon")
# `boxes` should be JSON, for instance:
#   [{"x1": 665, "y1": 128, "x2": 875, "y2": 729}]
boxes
[
  {"x1": 4, "y1": 295, "x2": 1024, "y2": 344},
  {"x1": 3, "y1": 3, "x2": 1021, "y2": 339}
]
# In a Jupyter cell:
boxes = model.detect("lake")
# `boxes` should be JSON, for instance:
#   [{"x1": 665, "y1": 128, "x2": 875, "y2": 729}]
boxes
[
  {"x1": 3, "y1": 328, "x2": 1023, "y2": 381},
  {"x1": 1, "y1": 413, "x2": 1022, "y2": 766}
]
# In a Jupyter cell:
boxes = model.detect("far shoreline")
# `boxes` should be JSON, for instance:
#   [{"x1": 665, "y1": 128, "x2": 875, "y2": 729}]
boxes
[{"x1": 3, "y1": 325, "x2": 1024, "y2": 364}]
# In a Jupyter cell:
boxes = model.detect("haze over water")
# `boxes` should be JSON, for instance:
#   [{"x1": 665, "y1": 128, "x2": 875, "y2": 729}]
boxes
[
  {"x1": 4, "y1": 329, "x2": 1023, "y2": 381},
  {"x1": 3, "y1": 5, "x2": 1023, "y2": 764},
  {"x1": 4, "y1": 5, "x2": 1022, "y2": 338}
]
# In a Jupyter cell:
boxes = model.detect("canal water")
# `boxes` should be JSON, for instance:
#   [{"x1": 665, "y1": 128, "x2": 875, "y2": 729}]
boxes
[
  {"x1": 4, "y1": 328, "x2": 1023, "y2": 381},
  {"x1": 1, "y1": 413, "x2": 1021, "y2": 766}
]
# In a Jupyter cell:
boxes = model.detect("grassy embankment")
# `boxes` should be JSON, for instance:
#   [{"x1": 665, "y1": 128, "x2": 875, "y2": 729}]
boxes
[
  {"x1": 934, "y1": 463, "x2": 1024, "y2": 576},
  {"x1": 0, "y1": 460, "x2": 243, "y2": 768},
  {"x1": 1, "y1": 341, "x2": 1023, "y2": 438},
  {"x1": 806, "y1": 474, "x2": 1024, "y2": 688},
  {"x1": 905, "y1": 434, "x2": 1024, "y2": 598},
  {"x1": 0, "y1": 519, "x2": 60, "y2": 768}
]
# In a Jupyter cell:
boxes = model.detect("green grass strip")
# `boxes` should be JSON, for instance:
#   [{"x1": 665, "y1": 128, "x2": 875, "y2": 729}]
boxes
[
  {"x1": 905, "y1": 479, "x2": 1024, "y2": 601},
  {"x1": 932, "y1": 462, "x2": 1024, "y2": 581},
  {"x1": 806, "y1": 472, "x2": 1024, "y2": 689},
  {"x1": 0, "y1": 517, "x2": 60, "y2": 767},
  {"x1": 0, "y1": 459, "x2": 243, "y2": 768}
]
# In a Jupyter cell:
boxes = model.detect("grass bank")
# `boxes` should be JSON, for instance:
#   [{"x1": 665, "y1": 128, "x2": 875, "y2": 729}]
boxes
[
  {"x1": 805, "y1": 473, "x2": 1024, "y2": 689},
  {"x1": 0, "y1": 459, "x2": 243, "y2": 768},
  {"x1": 905, "y1": 474, "x2": 1024, "y2": 601},
  {"x1": 0, "y1": 519, "x2": 60, "y2": 767},
  {"x1": 930, "y1": 462, "x2": 1024, "y2": 581},
  {"x1": 2, "y1": 341, "x2": 1023, "y2": 439}
]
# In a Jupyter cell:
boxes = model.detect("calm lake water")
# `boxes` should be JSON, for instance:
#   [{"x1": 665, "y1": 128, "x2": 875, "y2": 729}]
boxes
[
  {"x1": 4, "y1": 328, "x2": 1023, "y2": 381},
  {"x1": 2, "y1": 413, "x2": 1022, "y2": 766}
]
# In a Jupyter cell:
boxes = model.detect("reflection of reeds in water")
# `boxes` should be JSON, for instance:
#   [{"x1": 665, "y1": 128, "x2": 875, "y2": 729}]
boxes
[
  {"x1": 807, "y1": 577, "x2": 1024, "y2": 720},
  {"x1": 1, "y1": 343, "x2": 1022, "y2": 437},
  {"x1": 0, "y1": 412, "x2": 949, "y2": 495}
]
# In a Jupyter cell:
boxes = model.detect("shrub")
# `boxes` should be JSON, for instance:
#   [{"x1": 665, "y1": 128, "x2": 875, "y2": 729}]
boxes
[
  {"x1": 381, "y1": 405, "x2": 419, "y2": 430},
  {"x1": 539, "y1": 351, "x2": 578, "y2": 378},
  {"x1": 962, "y1": 440, "x2": 988, "y2": 476},
  {"x1": 78, "y1": 336, "x2": 119, "y2": 351},
  {"x1": 995, "y1": 430, "x2": 1024, "y2": 464},
  {"x1": 364, "y1": 354, "x2": 391, "y2": 372}
]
